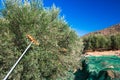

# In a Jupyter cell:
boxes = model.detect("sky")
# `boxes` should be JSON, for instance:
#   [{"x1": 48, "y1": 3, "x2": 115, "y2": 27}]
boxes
[
  {"x1": 43, "y1": 0, "x2": 120, "y2": 36},
  {"x1": 0, "y1": 0, "x2": 3, "y2": 10},
  {"x1": 0, "y1": 0, "x2": 120, "y2": 36}
]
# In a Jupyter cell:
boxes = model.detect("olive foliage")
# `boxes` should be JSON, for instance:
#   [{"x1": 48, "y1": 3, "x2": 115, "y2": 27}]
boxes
[{"x1": 0, "y1": 0, "x2": 83, "y2": 79}]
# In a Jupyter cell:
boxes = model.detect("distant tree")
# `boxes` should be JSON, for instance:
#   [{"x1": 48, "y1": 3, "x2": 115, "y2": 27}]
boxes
[
  {"x1": 105, "y1": 36, "x2": 112, "y2": 50},
  {"x1": 97, "y1": 35, "x2": 108, "y2": 50},
  {"x1": 83, "y1": 34, "x2": 112, "y2": 51},
  {"x1": 83, "y1": 36, "x2": 92, "y2": 51},
  {"x1": 111, "y1": 34, "x2": 120, "y2": 50}
]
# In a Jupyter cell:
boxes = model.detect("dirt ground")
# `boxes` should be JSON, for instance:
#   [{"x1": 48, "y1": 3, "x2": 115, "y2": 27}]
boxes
[{"x1": 85, "y1": 50, "x2": 120, "y2": 56}]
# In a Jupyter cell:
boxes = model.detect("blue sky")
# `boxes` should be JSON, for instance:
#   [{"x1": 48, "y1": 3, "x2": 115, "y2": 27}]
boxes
[
  {"x1": 0, "y1": 0, "x2": 3, "y2": 9},
  {"x1": 0, "y1": 0, "x2": 120, "y2": 36},
  {"x1": 44, "y1": 0, "x2": 120, "y2": 36}
]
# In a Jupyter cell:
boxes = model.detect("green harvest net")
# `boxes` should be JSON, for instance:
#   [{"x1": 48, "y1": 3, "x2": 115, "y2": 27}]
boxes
[
  {"x1": 74, "y1": 56, "x2": 120, "y2": 80},
  {"x1": 56, "y1": 56, "x2": 120, "y2": 80}
]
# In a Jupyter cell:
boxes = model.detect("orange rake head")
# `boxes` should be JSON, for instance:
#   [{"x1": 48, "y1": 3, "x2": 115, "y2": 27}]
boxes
[{"x1": 26, "y1": 34, "x2": 39, "y2": 45}]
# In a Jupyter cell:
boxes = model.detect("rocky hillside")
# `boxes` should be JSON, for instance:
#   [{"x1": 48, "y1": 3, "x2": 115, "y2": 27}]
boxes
[{"x1": 85, "y1": 24, "x2": 120, "y2": 36}]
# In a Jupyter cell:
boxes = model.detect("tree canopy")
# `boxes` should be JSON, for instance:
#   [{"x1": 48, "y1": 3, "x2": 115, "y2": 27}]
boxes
[
  {"x1": 83, "y1": 34, "x2": 120, "y2": 51},
  {"x1": 0, "y1": 0, "x2": 83, "y2": 79}
]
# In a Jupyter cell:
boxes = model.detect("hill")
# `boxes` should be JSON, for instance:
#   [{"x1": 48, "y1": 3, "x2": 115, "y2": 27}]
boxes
[{"x1": 85, "y1": 24, "x2": 120, "y2": 36}]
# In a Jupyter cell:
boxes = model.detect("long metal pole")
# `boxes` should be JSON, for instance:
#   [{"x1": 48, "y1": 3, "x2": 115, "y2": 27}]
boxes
[{"x1": 3, "y1": 42, "x2": 33, "y2": 80}]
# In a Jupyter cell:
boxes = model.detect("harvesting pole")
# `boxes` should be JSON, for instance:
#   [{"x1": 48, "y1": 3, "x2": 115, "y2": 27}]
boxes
[{"x1": 3, "y1": 35, "x2": 39, "y2": 80}]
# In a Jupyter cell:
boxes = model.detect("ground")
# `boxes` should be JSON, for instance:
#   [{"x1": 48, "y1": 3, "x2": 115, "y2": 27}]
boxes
[{"x1": 85, "y1": 50, "x2": 120, "y2": 56}]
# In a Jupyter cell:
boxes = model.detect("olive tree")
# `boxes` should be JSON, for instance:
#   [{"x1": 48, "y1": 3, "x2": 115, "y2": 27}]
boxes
[{"x1": 0, "y1": 0, "x2": 83, "y2": 79}]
